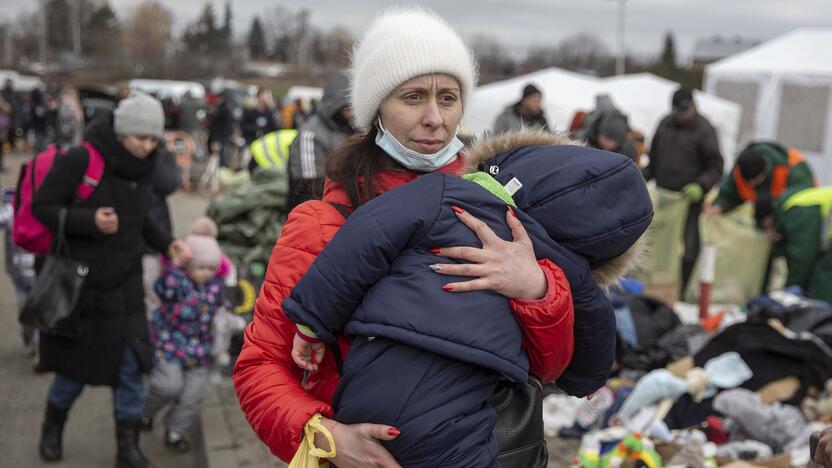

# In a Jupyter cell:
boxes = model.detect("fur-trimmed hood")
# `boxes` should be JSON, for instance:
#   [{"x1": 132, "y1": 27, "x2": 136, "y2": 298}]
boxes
[{"x1": 462, "y1": 130, "x2": 653, "y2": 288}]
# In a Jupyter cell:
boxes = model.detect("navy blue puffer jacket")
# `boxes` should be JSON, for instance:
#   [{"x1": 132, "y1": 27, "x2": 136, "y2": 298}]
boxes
[{"x1": 283, "y1": 133, "x2": 652, "y2": 396}]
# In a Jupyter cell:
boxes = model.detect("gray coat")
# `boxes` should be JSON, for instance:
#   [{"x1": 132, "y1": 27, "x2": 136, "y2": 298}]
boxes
[
  {"x1": 493, "y1": 104, "x2": 550, "y2": 135},
  {"x1": 287, "y1": 71, "x2": 353, "y2": 208}
]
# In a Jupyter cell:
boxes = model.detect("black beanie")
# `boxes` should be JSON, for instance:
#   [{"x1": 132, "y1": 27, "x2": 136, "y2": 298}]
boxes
[
  {"x1": 737, "y1": 146, "x2": 767, "y2": 180},
  {"x1": 522, "y1": 83, "x2": 541, "y2": 99}
]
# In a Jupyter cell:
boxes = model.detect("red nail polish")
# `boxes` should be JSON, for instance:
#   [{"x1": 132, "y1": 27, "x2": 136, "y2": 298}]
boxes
[
  {"x1": 452, "y1": 205, "x2": 464, "y2": 215},
  {"x1": 442, "y1": 284, "x2": 454, "y2": 292},
  {"x1": 508, "y1": 206, "x2": 517, "y2": 218},
  {"x1": 430, "y1": 247, "x2": 441, "y2": 255},
  {"x1": 388, "y1": 428, "x2": 400, "y2": 436}
]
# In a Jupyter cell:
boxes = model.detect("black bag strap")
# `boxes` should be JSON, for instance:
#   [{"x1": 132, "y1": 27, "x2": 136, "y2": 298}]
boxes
[
  {"x1": 54, "y1": 207, "x2": 71, "y2": 257},
  {"x1": 326, "y1": 201, "x2": 351, "y2": 375}
]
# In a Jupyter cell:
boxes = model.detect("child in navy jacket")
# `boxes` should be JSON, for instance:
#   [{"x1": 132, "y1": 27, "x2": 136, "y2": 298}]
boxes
[{"x1": 283, "y1": 133, "x2": 653, "y2": 467}]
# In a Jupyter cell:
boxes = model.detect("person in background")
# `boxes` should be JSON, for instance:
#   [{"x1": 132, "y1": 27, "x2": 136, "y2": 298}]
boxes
[
  {"x1": 241, "y1": 88, "x2": 277, "y2": 145},
  {"x1": 493, "y1": 83, "x2": 550, "y2": 134},
  {"x1": 1, "y1": 188, "x2": 38, "y2": 358},
  {"x1": 30, "y1": 86, "x2": 50, "y2": 153},
  {"x1": 207, "y1": 91, "x2": 235, "y2": 167},
  {"x1": 0, "y1": 89, "x2": 11, "y2": 172},
  {"x1": 142, "y1": 233, "x2": 225, "y2": 453},
  {"x1": 32, "y1": 93, "x2": 192, "y2": 468},
  {"x1": 705, "y1": 141, "x2": 815, "y2": 218},
  {"x1": 56, "y1": 87, "x2": 85, "y2": 148},
  {"x1": 644, "y1": 87, "x2": 723, "y2": 291},
  {"x1": 756, "y1": 186, "x2": 832, "y2": 303},
  {"x1": 286, "y1": 70, "x2": 355, "y2": 211},
  {"x1": 595, "y1": 114, "x2": 639, "y2": 163},
  {"x1": 142, "y1": 143, "x2": 182, "y2": 318}
]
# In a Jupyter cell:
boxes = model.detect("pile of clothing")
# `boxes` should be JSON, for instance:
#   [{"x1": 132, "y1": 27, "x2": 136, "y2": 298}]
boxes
[{"x1": 544, "y1": 285, "x2": 832, "y2": 467}]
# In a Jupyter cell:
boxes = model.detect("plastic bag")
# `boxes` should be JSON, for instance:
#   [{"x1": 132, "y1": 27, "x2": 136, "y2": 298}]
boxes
[
  {"x1": 634, "y1": 187, "x2": 689, "y2": 286},
  {"x1": 683, "y1": 204, "x2": 772, "y2": 304},
  {"x1": 288, "y1": 413, "x2": 335, "y2": 468}
]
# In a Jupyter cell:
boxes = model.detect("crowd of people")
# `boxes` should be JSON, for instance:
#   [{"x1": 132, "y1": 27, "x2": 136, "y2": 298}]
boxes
[{"x1": 3, "y1": 6, "x2": 832, "y2": 468}]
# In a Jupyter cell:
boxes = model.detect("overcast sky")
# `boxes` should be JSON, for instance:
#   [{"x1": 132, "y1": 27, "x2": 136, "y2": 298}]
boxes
[{"x1": 2, "y1": 0, "x2": 831, "y2": 59}]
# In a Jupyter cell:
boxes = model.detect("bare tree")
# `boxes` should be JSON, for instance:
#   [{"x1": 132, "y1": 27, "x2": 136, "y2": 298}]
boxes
[
  {"x1": 524, "y1": 33, "x2": 616, "y2": 76},
  {"x1": 470, "y1": 34, "x2": 515, "y2": 82},
  {"x1": 313, "y1": 26, "x2": 353, "y2": 68},
  {"x1": 122, "y1": 1, "x2": 173, "y2": 75}
]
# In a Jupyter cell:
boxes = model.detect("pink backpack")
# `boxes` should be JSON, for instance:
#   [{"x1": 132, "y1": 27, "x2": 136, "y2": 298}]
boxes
[{"x1": 13, "y1": 142, "x2": 105, "y2": 254}]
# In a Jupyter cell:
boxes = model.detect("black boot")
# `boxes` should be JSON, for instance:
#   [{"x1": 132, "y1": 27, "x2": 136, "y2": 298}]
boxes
[
  {"x1": 39, "y1": 403, "x2": 68, "y2": 462},
  {"x1": 115, "y1": 419, "x2": 155, "y2": 468}
]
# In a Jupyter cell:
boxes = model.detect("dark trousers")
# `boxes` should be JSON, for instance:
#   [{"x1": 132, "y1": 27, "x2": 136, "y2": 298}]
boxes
[
  {"x1": 46, "y1": 346, "x2": 145, "y2": 420},
  {"x1": 681, "y1": 202, "x2": 703, "y2": 292}
]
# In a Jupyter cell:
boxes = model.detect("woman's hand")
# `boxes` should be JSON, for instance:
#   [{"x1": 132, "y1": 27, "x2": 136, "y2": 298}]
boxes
[
  {"x1": 314, "y1": 417, "x2": 401, "y2": 468},
  {"x1": 168, "y1": 238, "x2": 192, "y2": 266},
  {"x1": 94, "y1": 207, "x2": 119, "y2": 234},
  {"x1": 430, "y1": 206, "x2": 547, "y2": 300}
]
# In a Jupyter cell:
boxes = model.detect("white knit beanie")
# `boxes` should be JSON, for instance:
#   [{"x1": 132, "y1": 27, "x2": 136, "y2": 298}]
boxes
[{"x1": 349, "y1": 8, "x2": 479, "y2": 131}]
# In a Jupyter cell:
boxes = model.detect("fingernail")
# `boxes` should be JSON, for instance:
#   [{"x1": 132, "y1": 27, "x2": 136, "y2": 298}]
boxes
[
  {"x1": 442, "y1": 284, "x2": 454, "y2": 292},
  {"x1": 508, "y1": 206, "x2": 517, "y2": 218},
  {"x1": 429, "y1": 264, "x2": 441, "y2": 272},
  {"x1": 429, "y1": 247, "x2": 441, "y2": 255},
  {"x1": 452, "y1": 205, "x2": 464, "y2": 215},
  {"x1": 388, "y1": 428, "x2": 400, "y2": 436}
]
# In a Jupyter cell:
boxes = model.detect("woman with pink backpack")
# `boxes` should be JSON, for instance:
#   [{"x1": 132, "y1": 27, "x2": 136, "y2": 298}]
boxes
[{"x1": 30, "y1": 93, "x2": 190, "y2": 468}]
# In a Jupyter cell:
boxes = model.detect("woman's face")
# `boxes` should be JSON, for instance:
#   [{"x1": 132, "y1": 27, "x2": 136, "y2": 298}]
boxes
[
  {"x1": 378, "y1": 74, "x2": 462, "y2": 154},
  {"x1": 119, "y1": 135, "x2": 158, "y2": 159}
]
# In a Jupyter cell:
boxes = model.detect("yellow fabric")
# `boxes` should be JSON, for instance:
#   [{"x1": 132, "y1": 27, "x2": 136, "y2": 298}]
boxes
[
  {"x1": 288, "y1": 413, "x2": 335, "y2": 468},
  {"x1": 251, "y1": 129, "x2": 297, "y2": 170},
  {"x1": 782, "y1": 186, "x2": 832, "y2": 244},
  {"x1": 634, "y1": 187, "x2": 689, "y2": 285},
  {"x1": 683, "y1": 204, "x2": 772, "y2": 304}
]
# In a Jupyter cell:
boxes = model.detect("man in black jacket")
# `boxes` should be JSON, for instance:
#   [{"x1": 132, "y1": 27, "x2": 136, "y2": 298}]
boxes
[{"x1": 645, "y1": 88, "x2": 724, "y2": 291}]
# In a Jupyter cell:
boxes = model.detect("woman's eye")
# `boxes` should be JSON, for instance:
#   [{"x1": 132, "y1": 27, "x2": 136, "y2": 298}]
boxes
[
  {"x1": 404, "y1": 94, "x2": 421, "y2": 102},
  {"x1": 440, "y1": 94, "x2": 458, "y2": 104}
]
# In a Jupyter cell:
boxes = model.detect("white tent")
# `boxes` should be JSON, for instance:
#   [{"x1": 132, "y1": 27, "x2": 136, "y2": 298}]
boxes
[
  {"x1": 705, "y1": 28, "x2": 832, "y2": 182},
  {"x1": 464, "y1": 68, "x2": 742, "y2": 169}
]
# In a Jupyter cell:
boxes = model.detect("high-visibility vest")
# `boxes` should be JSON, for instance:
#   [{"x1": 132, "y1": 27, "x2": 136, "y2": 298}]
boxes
[
  {"x1": 251, "y1": 129, "x2": 297, "y2": 171},
  {"x1": 782, "y1": 186, "x2": 832, "y2": 251},
  {"x1": 734, "y1": 147, "x2": 808, "y2": 202}
]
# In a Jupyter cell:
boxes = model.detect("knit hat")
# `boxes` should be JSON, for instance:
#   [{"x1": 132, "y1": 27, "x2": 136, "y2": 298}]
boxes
[
  {"x1": 113, "y1": 92, "x2": 164, "y2": 138},
  {"x1": 522, "y1": 84, "x2": 542, "y2": 100},
  {"x1": 188, "y1": 216, "x2": 219, "y2": 238},
  {"x1": 185, "y1": 234, "x2": 221, "y2": 269},
  {"x1": 349, "y1": 8, "x2": 478, "y2": 130},
  {"x1": 599, "y1": 115, "x2": 629, "y2": 142},
  {"x1": 672, "y1": 88, "x2": 694, "y2": 112}
]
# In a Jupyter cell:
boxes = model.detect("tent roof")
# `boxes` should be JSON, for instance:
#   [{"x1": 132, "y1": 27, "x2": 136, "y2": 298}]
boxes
[{"x1": 708, "y1": 28, "x2": 832, "y2": 76}]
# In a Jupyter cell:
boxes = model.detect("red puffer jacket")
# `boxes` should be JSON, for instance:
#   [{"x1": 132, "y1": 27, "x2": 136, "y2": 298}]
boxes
[{"x1": 233, "y1": 158, "x2": 575, "y2": 462}]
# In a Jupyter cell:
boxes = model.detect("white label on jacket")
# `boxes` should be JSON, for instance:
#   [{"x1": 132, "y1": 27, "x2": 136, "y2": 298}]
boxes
[{"x1": 504, "y1": 177, "x2": 523, "y2": 196}]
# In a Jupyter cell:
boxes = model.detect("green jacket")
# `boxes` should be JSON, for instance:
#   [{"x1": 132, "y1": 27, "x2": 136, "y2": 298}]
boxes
[
  {"x1": 776, "y1": 186, "x2": 832, "y2": 302},
  {"x1": 714, "y1": 142, "x2": 814, "y2": 213}
]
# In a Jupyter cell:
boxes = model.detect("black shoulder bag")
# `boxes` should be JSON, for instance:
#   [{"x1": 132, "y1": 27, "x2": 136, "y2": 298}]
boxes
[
  {"x1": 326, "y1": 201, "x2": 548, "y2": 467},
  {"x1": 19, "y1": 208, "x2": 88, "y2": 337}
]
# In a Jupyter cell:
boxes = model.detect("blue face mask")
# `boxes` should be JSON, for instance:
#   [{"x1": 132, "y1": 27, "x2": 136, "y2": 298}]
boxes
[{"x1": 374, "y1": 119, "x2": 463, "y2": 172}]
